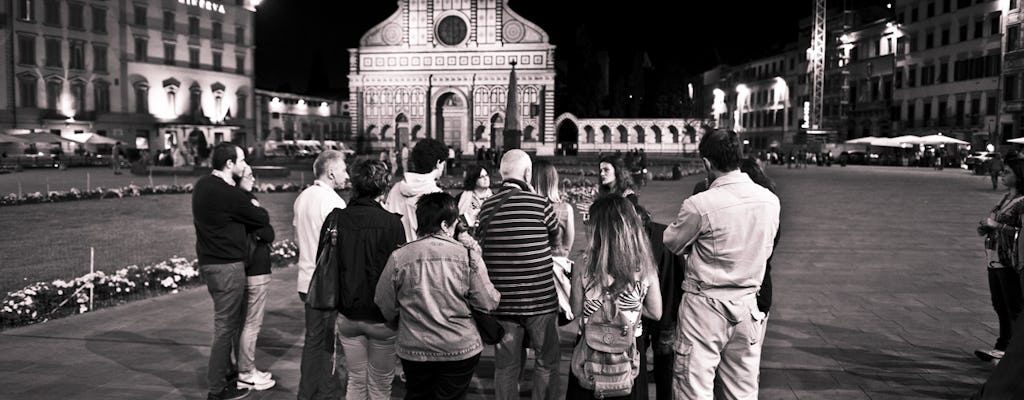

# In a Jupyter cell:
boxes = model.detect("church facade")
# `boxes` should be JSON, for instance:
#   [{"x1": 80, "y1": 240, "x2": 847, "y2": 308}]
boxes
[{"x1": 348, "y1": 0, "x2": 557, "y2": 155}]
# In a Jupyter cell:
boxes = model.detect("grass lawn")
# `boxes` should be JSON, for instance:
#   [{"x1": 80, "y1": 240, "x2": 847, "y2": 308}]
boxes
[{"x1": 0, "y1": 192, "x2": 302, "y2": 295}]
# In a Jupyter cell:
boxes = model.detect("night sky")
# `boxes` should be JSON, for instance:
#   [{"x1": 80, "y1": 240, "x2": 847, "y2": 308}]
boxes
[{"x1": 254, "y1": 0, "x2": 813, "y2": 97}]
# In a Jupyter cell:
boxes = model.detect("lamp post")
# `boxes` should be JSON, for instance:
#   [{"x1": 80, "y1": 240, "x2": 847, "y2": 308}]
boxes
[{"x1": 250, "y1": 0, "x2": 262, "y2": 158}]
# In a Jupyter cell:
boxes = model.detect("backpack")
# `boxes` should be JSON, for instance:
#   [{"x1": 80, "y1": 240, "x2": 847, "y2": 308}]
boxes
[{"x1": 570, "y1": 287, "x2": 641, "y2": 397}]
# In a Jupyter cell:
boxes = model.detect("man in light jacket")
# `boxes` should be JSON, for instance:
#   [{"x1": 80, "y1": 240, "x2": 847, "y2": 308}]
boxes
[{"x1": 663, "y1": 130, "x2": 780, "y2": 400}]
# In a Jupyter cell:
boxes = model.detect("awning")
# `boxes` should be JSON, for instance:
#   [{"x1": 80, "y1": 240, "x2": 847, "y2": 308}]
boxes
[
  {"x1": 11, "y1": 132, "x2": 77, "y2": 143},
  {"x1": 0, "y1": 133, "x2": 32, "y2": 144},
  {"x1": 65, "y1": 133, "x2": 121, "y2": 145}
]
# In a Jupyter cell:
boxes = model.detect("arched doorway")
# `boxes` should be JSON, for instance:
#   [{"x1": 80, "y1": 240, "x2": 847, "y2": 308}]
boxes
[
  {"x1": 395, "y1": 114, "x2": 409, "y2": 149},
  {"x1": 557, "y1": 120, "x2": 578, "y2": 155},
  {"x1": 435, "y1": 92, "x2": 466, "y2": 148}
]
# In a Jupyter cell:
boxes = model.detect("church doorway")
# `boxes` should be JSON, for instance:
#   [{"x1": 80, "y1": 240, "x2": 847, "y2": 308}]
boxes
[{"x1": 435, "y1": 92, "x2": 466, "y2": 149}]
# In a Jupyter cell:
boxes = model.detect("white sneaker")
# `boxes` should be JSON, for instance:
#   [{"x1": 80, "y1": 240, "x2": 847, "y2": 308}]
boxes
[
  {"x1": 237, "y1": 370, "x2": 276, "y2": 391},
  {"x1": 974, "y1": 348, "x2": 1005, "y2": 362}
]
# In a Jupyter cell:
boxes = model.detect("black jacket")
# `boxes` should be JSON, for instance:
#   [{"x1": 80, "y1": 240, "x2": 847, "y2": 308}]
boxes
[
  {"x1": 242, "y1": 191, "x2": 275, "y2": 276},
  {"x1": 192, "y1": 175, "x2": 270, "y2": 265},
  {"x1": 333, "y1": 197, "x2": 406, "y2": 322}
]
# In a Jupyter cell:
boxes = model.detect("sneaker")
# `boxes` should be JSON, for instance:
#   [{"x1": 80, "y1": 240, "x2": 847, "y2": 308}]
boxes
[
  {"x1": 208, "y1": 386, "x2": 250, "y2": 400},
  {"x1": 237, "y1": 371, "x2": 276, "y2": 391},
  {"x1": 243, "y1": 369, "x2": 272, "y2": 382},
  {"x1": 975, "y1": 348, "x2": 1005, "y2": 362}
]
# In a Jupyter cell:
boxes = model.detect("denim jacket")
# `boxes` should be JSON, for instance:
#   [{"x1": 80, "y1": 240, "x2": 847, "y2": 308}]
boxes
[
  {"x1": 663, "y1": 170, "x2": 780, "y2": 300},
  {"x1": 374, "y1": 233, "x2": 501, "y2": 362}
]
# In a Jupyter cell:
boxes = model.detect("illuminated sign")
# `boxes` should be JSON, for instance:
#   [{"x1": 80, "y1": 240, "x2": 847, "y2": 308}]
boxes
[{"x1": 179, "y1": 0, "x2": 226, "y2": 14}]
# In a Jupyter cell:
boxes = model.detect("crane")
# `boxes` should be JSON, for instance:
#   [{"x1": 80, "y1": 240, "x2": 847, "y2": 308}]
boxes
[{"x1": 809, "y1": 0, "x2": 826, "y2": 132}]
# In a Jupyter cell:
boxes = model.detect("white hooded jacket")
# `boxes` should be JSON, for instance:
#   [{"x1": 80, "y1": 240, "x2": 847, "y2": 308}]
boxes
[{"x1": 385, "y1": 172, "x2": 443, "y2": 242}]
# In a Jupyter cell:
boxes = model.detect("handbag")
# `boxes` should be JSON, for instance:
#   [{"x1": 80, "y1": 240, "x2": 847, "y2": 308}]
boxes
[
  {"x1": 306, "y1": 211, "x2": 340, "y2": 310},
  {"x1": 464, "y1": 246, "x2": 505, "y2": 344},
  {"x1": 472, "y1": 308, "x2": 505, "y2": 345}
]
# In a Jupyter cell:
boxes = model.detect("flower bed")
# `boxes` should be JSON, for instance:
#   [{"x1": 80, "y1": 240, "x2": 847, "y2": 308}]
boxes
[
  {"x1": 0, "y1": 183, "x2": 305, "y2": 207},
  {"x1": 1, "y1": 240, "x2": 299, "y2": 330}
]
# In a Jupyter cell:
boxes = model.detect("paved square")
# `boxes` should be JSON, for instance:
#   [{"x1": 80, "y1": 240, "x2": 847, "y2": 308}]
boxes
[{"x1": 0, "y1": 164, "x2": 1004, "y2": 398}]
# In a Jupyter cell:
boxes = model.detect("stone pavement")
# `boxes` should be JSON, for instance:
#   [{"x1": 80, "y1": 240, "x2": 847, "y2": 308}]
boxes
[{"x1": 0, "y1": 164, "x2": 1005, "y2": 399}]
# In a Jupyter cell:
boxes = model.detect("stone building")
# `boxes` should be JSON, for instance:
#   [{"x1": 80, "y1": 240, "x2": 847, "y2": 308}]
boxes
[{"x1": 347, "y1": 0, "x2": 557, "y2": 155}]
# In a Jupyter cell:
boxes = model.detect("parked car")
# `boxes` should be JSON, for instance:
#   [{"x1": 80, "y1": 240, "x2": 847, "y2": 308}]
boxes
[{"x1": 966, "y1": 151, "x2": 1000, "y2": 174}]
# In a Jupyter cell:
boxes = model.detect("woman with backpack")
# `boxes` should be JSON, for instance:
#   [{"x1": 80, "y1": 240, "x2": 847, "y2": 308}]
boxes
[
  {"x1": 567, "y1": 195, "x2": 662, "y2": 400},
  {"x1": 334, "y1": 160, "x2": 407, "y2": 400}
]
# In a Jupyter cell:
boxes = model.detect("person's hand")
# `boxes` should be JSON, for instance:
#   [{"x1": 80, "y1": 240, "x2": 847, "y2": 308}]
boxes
[{"x1": 983, "y1": 217, "x2": 1000, "y2": 229}]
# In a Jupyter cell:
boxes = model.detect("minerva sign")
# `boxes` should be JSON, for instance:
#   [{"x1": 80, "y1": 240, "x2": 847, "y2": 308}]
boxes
[{"x1": 179, "y1": 0, "x2": 226, "y2": 14}]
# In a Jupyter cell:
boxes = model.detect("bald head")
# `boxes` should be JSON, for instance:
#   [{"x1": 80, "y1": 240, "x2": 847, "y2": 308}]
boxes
[{"x1": 499, "y1": 149, "x2": 532, "y2": 183}]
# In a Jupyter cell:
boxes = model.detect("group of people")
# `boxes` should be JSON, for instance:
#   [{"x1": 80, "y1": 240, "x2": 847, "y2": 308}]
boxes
[{"x1": 191, "y1": 129, "x2": 782, "y2": 400}]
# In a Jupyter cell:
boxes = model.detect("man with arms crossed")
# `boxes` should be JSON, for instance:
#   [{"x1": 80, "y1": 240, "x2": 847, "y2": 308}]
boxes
[
  {"x1": 294, "y1": 150, "x2": 350, "y2": 400},
  {"x1": 193, "y1": 143, "x2": 269, "y2": 400},
  {"x1": 664, "y1": 130, "x2": 780, "y2": 400}
]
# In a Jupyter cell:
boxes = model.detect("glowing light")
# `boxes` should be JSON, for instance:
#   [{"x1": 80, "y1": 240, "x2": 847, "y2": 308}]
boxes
[
  {"x1": 802, "y1": 101, "x2": 810, "y2": 129},
  {"x1": 251, "y1": 0, "x2": 262, "y2": 6},
  {"x1": 178, "y1": 0, "x2": 226, "y2": 14},
  {"x1": 271, "y1": 97, "x2": 280, "y2": 103},
  {"x1": 687, "y1": 83, "x2": 694, "y2": 99},
  {"x1": 987, "y1": 144, "x2": 995, "y2": 152},
  {"x1": 297, "y1": 99, "x2": 306, "y2": 106},
  {"x1": 886, "y1": 3, "x2": 892, "y2": 8},
  {"x1": 60, "y1": 94, "x2": 75, "y2": 119},
  {"x1": 320, "y1": 102, "x2": 328, "y2": 108}
]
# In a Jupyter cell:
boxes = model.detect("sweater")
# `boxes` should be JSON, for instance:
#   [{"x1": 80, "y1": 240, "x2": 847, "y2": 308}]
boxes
[{"x1": 192, "y1": 174, "x2": 270, "y2": 265}]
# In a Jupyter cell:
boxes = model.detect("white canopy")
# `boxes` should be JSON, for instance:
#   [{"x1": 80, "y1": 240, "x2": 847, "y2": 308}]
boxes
[
  {"x1": 65, "y1": 133, "x2": 120, "y2": 145},
  {"x1": 917, "y1": 134, "x2": 968, "y2": 145},
  {"x1": 844, "y1": 136, "x2": 879, "y2": 144}
]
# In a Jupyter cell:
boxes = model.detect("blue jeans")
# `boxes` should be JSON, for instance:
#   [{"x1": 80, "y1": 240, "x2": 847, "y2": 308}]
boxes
[
  {"x1": 199, "y1": 262, "x2": 246, "y2": 394},
  {"x1": 298, "y1": 292, "x2": 342, "y2": 400},
  {"x1": 493, "y1": 312, "x2": 561, "y2": 400},
  {"x1": 237, "y1": 274, "x2": 271, "y2": 373}
]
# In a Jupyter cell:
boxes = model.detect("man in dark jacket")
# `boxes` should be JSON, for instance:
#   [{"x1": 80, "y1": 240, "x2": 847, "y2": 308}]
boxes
[{"x1": 192, "y1": 143, "x2": 270, "y2": 400}]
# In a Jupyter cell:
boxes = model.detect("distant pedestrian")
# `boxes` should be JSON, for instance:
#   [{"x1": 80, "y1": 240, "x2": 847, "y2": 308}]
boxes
[
  {"x1": 112, "y1": 142, "x2": 122, "y2": 175},
  {"x1": 294, "y1": 150, "x2": 349, "y2": 400},
  {"x1": 234, "y1": 165, "x2": 277, "y2": 392},
  {"x1": 192, "y1": 142, "x2": 270, "y2": 400},
  {"x1": 664, "y1": 130, "x2": 780, "y2": 399},
  {"x1": 975, "y1": 151, "x2": 1024, "y2": 364},
  {"x1": 991, "y1": 155, "x2": 1005, "y2": 190},
  {"x1": 398, "y1": 143, "x2": 409, "y2": 176},
  {"x1": 532, "y1": 160, "x2": 575, "y2": 324}
]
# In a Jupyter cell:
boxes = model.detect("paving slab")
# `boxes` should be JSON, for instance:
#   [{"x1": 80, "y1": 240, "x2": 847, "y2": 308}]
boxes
[{"x1": 0, "y1": 164, "x2": 1005, "y2": 398}]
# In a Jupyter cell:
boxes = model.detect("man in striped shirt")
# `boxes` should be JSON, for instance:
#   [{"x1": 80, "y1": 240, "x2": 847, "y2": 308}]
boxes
[{"x1": 477, "y1": 149, "x2": 560, "y2": 400}]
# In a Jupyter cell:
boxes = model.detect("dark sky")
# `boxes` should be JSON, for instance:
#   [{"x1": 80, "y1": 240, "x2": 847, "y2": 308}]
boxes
[{"x1": 254, "y1": 0, "x2": 813, "y2": 96}]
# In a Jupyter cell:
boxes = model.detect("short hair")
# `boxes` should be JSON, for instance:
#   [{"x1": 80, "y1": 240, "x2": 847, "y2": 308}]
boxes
[
  {"x1": 532, "y1": 159, "x2": 561, "y2": 203},
  {"x1": 415, "y1": 192, "x2": 459, "y2": 236},
  {"x1": 499, "y1": 149, "x2": 531, "y2": 179},
  {"x1": 410, "y1": 139, "x2": 448, "y2": 174},
  {"x1": 211, "y1": 142, "x2": 239, "y2": 170},
  {"x1": 352, "y1": 160, "x2": 392, "y2": 199},
  {"x1": 699, "y1": 130, "x2": 743, "y2": 172},
  {"x1": 463, "y1": 164, "x2": 487, "y2": 190},
  {"x1": 597, "y1": 155, "x2": 634, "y2": 196},
  {"x1": 313, "y1": 150, "x2": 346, "y2": 179}
]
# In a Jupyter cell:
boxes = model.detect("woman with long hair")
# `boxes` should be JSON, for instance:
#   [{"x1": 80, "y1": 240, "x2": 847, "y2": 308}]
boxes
[
  {"x1": 975, "y1": 152, "x2": 1024, "y2": 363},
  {"x1": 533, "y1": 160, "x2": 576, "y2": 323},
  {"x1": 567, "y1": 195, "x2": 662, "y2": 400},
  {"x1": 598, "y1": 155, "x2": 650, "y2": 226},
  {"x1": 457, "y1": 164, "x2": 493, "y2": 233}
]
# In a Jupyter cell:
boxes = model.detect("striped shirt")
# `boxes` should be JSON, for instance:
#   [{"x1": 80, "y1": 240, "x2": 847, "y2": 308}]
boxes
[{"x1": 478, "y1": 181, "x2": 559, "y2": 316}]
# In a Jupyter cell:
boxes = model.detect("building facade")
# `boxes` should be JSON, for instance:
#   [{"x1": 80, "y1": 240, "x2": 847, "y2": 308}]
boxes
[
  {"x1": 348, "y1": 0, "x2": 557, "y2": 155},
  {"x1": 1, "y1": 0, "x2": 255, "y2": 154},
  {"x1": 893, "y1": 0, "x2": 1003, "y2": 145},
  {"x1": 1003, "y1": 0, "x2": 1024, "y2": 143},
  {"x1": 254, "y1": 88, "x2": 350, "y2": 146}
]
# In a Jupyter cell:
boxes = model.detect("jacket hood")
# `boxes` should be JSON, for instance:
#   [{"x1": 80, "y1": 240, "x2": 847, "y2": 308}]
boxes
[{"x1": 397, "y1": 172, "x2": 440, "y2": 198}]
